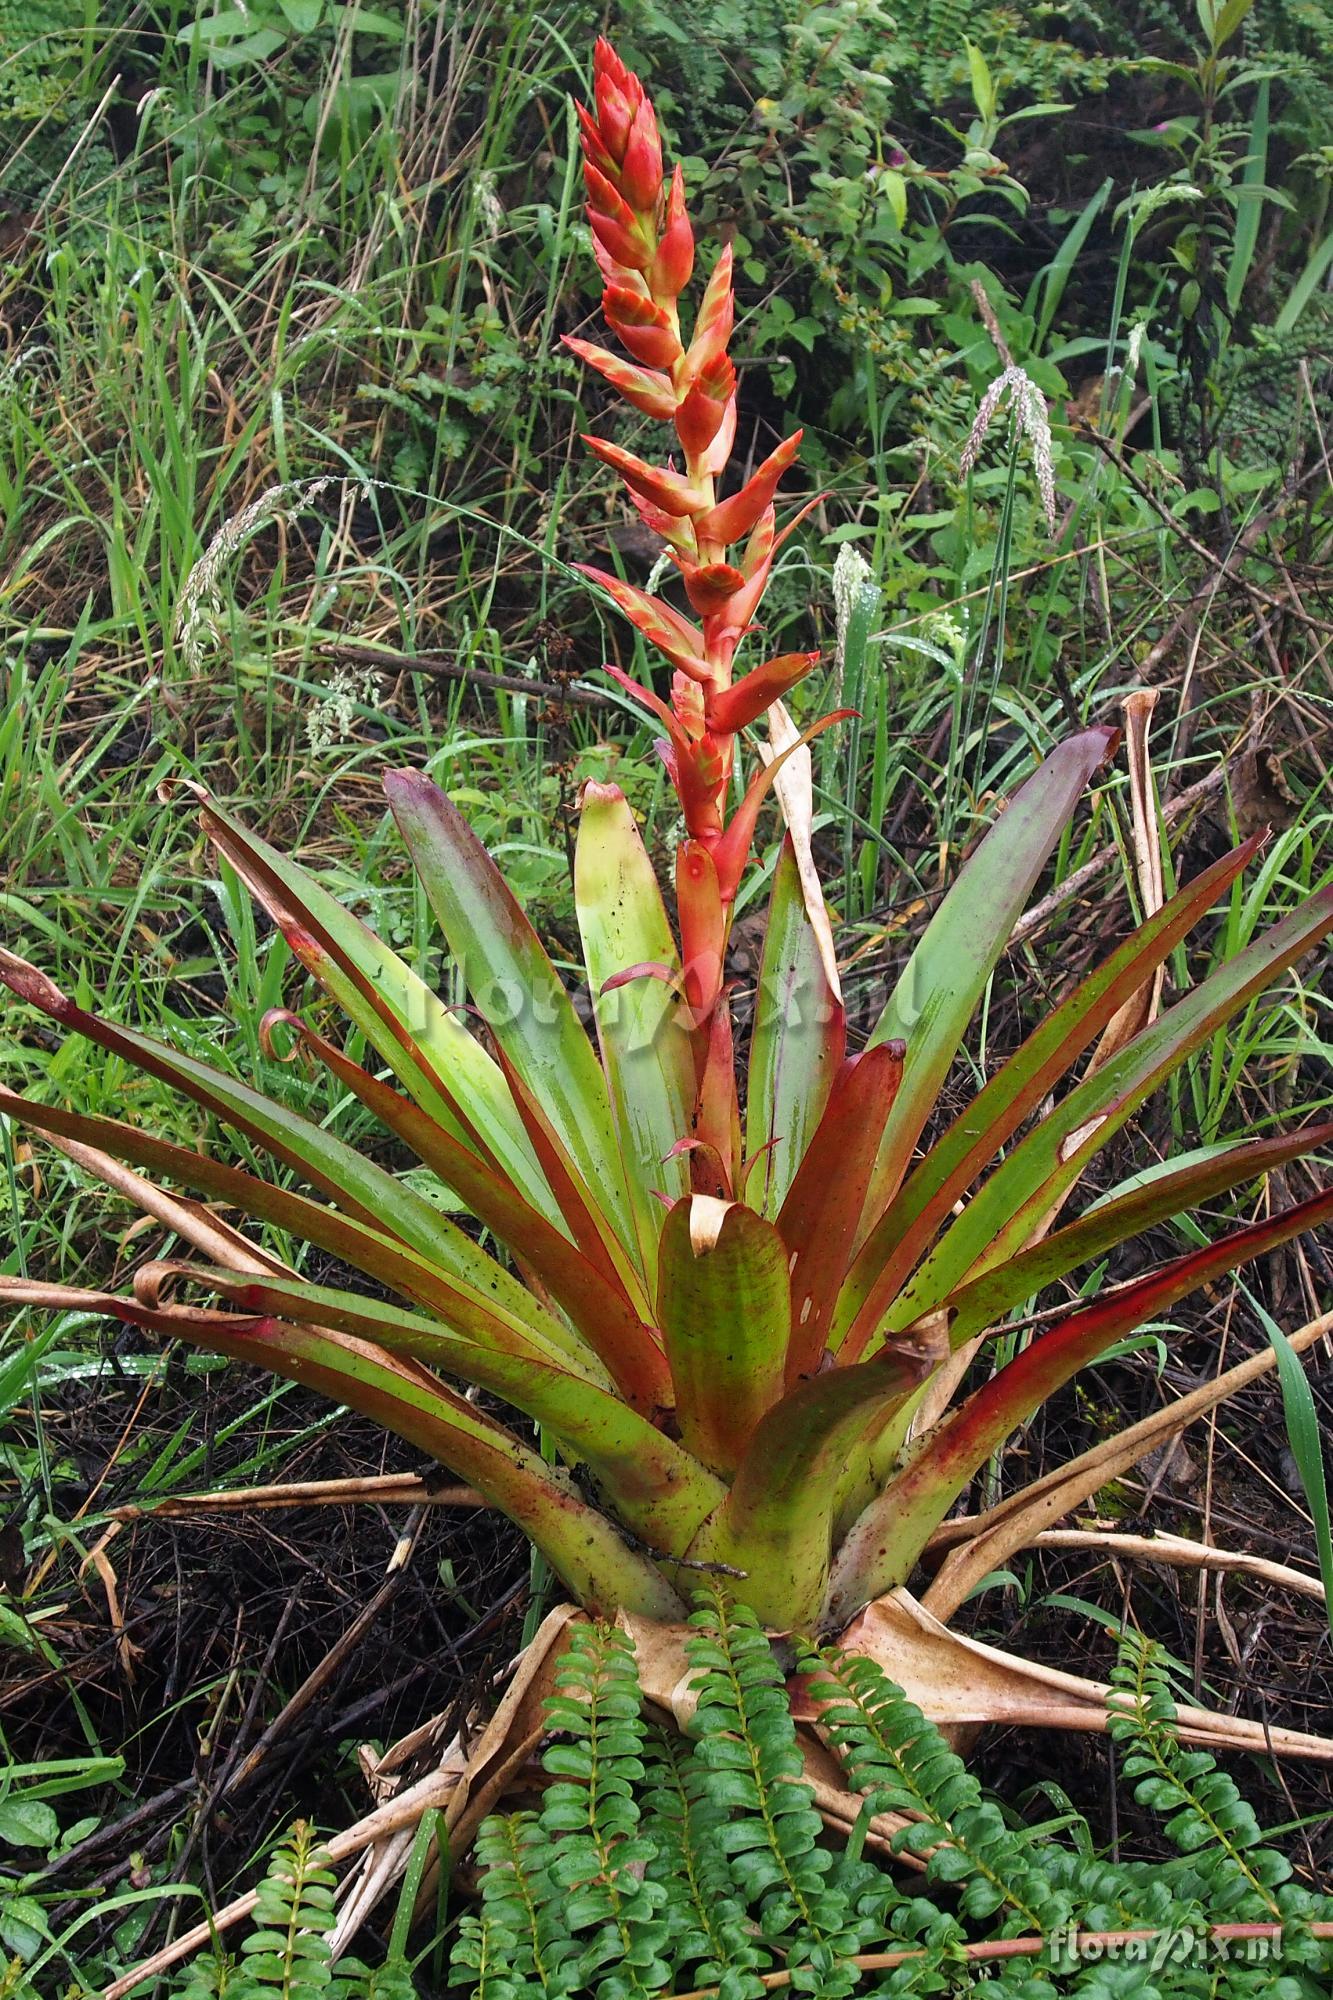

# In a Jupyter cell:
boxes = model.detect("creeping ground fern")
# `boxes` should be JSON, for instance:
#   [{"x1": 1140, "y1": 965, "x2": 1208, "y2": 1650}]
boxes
[{"x1": 453, "y1": 1596, "x2": 1333, "y2": 2000}]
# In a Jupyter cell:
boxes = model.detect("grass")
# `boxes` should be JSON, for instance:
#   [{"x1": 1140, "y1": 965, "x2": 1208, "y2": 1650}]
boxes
[{"x1": 3, "y1": 0, "x2": 1333, "y2": 1987}]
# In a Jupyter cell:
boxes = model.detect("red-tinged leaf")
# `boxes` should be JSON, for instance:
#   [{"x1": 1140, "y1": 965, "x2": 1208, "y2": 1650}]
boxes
[
  {"x1": 258, "y1": 1007, "x2": 669, "y2": 1413},
  {"x1": 619, "y1": 97, "x2": 664, "y2": 212},
  {"x1": 837, "y1": 1188, "x2": 1333, "y2": 1596},
  {"x1": 675, "y1": 365, "x2": 734, "y2": 457},
  {"x1": 684, "y1": 1347, "x2": 930, "y2": 1628},
  {"x1": 676, "y1": 840, "x2": 726, "y2": 1022},
  {"x1": 709, "y1": 707, "x2": 853, "y2": 902},
  {"x1": 778, "y1": 1044, "x2": 905, "y2": 1383},
  {"x1": 694, "y1": 431, "x2": 803, "y2": 551},
  {"x1": 834, "y1": 838, "x2": 1262, "y2": 1359},
  {"x1": 562, "y1": 336, "x2": 677, "y2": 421},
  {"x1": 650, "y1": 163, "x2": 694, "y2": 297},
  {"x1": 0, "y1": 1084, "x2": 606, "y2": 1380},
  {"x1": 0, "y1": 949, "x2": 518, "y2": 1274},
  {"x1": 575, "y1": 565, "x2": 713, "y2": 681},
  {"x1": 655, "y1": 1196, "x2": 789, "y2": 1477},
  {"x1": 0, "y1": 1279, "x2": 683, "y2": 1619},
  {"x1": 675, "y1": 558, "x2": 745, "y2": 618},
  {"x1": 705, "y1": 652, "x2": 821, "y2": 734},
  {"x1": 195, "y1": 790, "x2": 547, "y2": 1215},
  {"x1": 475, "y1": 1023, "x2": 653, "y2": 1314},
  {"x1": 856, "y1": 726, "x2": 1119, "y2": 1232},
  {"x1": 683, "y1": 243, "x2": 734, "y2": 377},
  {"x1": 944, "y1": 1120, "x2": 1333, "y2": 1344},
  {"x1": 581, "y1": 433, "x2": 704, "y2": 517},
  {"x1": 191, "y1": 1268, "x2": 723, "y2": 1554},
  {"x1": 601, "y1": 661, "x2": 678, "y2": 736},
  {"x1": 383, "y1": 770, "x2": 636, "y2": 1264},
  {"x1": 692, "y1": 994, "x2": 739, "y2": 1196},
  {"x1": 588, "y1": 209, "x2": 653, "y2": 276},
  {"x1": 575, "y1": 784, "x2": 695, "y2": 1277},
  {"x1": 887, "y1": 873, "x2": 1333, "y2": 1335},
  {"x1": 744, "y1": 838, "x2": 846, "y2": 1221}
]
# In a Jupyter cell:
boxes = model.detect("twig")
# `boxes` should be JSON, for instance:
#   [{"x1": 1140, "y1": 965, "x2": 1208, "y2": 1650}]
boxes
[
  {"x1": 105, "y1": 1473, "x2": 486, "y2": 1520},
  {"x1": 1077, "y1": 427, "x2": 1333, "y2": 639},
  {"x1": 1008, "y1": 762, "x2": 1228, "y2": 947},
  {"x1": 665, "y1": 1923, "x2": 1333, "y2": 1999},
  {"x1": 321, "y1": 641, "x2": 611, "y2": 707}
]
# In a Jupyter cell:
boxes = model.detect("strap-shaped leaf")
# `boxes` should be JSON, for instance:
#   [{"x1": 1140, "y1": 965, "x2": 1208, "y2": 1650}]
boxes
[
  {"x1": 656, "y1": 1197, "x2": 789, "y2": 1477},
  {"x1": 0, "y1": 952, "x2": 666, "y2": 1410},
  {"x1": 191, "y1": 1269, "x2": 724, "y2": 1556},
  {"x1": 777, "y1": 1043, "x2": 904, "y2": 1382},
  {"x1": 883, "y1": 878, "x2": 1333, "y2": 1334},
  {"x1": 943, "y1": 1119, "x2": 1333, "y2": 1344},
  {"x1": 384, "y1": 770, "x2": 636, "y2": 1261},
  {"x1": 0, "y1": 1084, "x2": 605, "y2": 1380},
  {"x1": 260, "y1": 1010, "x2": 669, "y2": 1412},
  {"x1": 834, "y1": 838, "x2": 1261, "y2": 1357},
  {"x1": 861, "y1": 726, "x2": 1117, "y2": 1221},
  {"x1": 832, "y1": 1187, "x2": 1333, "y2": 1602},
  {"x1": 743, "y1": 837, "x2": 845, "y2": 1219},
  {"x1": 0, "y1": 951, "x2": 522, "y2": 1287},
  {"x1": 0, "y1": 1279, "x2": 683, "y2": 1620},
  {"x1": 684, "y1": 1348, "x2": 928, "y2": 1628},
  {"x1": 575, "y1": 782, "x2": 694, "y2": 1283},
  {"x1": 197, "y1": 791, "x2": 548, "y2": 1213}
]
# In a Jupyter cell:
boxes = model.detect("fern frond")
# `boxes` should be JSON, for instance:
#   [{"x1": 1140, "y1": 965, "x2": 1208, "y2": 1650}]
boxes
[
  {"x1": 236, "y1": 1822, "x2": 339, "y2": 2000},
  {"x1": 684, "y1": 1584, "x2": 853, "y2": 1971},
  {"x1": 640, "y1": 1720, "x2": 772, "y2": 1995},
  {"x1": 802, "y1": 1645, "x2": 1068, "y2": 1942},
  {"x1": 538, "y1": 1621, "x2": 672, "y2": 1998},
  {"x1": 1108, "y1": 1635, "x2": 1289, "y2": 1922}
]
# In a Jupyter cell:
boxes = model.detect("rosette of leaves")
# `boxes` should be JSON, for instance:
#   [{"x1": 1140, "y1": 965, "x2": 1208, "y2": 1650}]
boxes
[{"x1": 3, "y1": 42, "x2": 1332, "y2": 1671}]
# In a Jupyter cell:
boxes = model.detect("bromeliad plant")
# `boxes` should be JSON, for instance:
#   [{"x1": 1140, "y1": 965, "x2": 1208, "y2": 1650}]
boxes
[{"x1": 3, "y1": 42, "x2": 1333, "y2": 1674}]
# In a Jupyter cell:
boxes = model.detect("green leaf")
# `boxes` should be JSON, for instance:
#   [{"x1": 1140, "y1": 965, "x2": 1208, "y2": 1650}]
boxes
[
  {"x1": 888, "y1": 877, "x2": 1333, "y2": 1332},
  {"x1": 686, "y1": 1349, "x2": 928, "y2": 1627},
  {"x1": 575, "y1": 783, "x2": 694, "y2": 1287},
  {"x1": 0, "y1": 953, "x2": 666, "y2": 1410},
  {"x1": 965, "y1": 38, "x2": 997, "y2": 121},
  {"x1": 1245, "y1": 1285, "x2": 1333, "y2": 1646},
  {"x1": 198, "y1": 791, "x2": 547, "y2": 1218},
  {"x1": 0, "y1": 1798, "x2": 59, "y2": 1848},
  {"x1": 257, "y1": 1009, "x2": 668, "y2": 1411},
  {"x1": 1226, "y1": 77, "x2": 1269, "y2": 312},
  {"x1": 943, "y1": 1119, "x2": 1333, "y2": 1344},
  {"x1": 0, "y1": 1085, "x2": 601, "y2": 1381},
  {"x1": 834, "y1": 839, "x2": 1260, "y2": 1362},
  {"x1": 2, "y1": 1278, "x2": 684, "y2": 1621},
  {"x1": 278, "y1": 0, "x2": 323, "y2": 28},
  {"x1": 744, "y1": 838, "x2": 845, "y2": 1220},
  {"x1": 656, "y1": 1198, "x2": 789, "y2": 1477},
  {"x1": 837, "y1": 1188, "x2": 1333, "y2": 1596},
  {"x1": 192, "y1": 1267, "x2": 724, "y2": 1555},
  {"x1": 861, "y1": 728, "x2": 1116, "y2": 1223},
  {"x1": 385, "y1": 771, "x2": 635, "y2": 1265}
]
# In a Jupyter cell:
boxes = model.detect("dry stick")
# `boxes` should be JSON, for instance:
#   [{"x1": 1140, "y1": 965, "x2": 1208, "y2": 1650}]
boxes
[
  {"x1": 1077, "y1": 425, "x2": 1333, "y2": 640},
  {"x1": 218, "y1": 1513, "x2": 424, "y2": 1799},
  {"x1": 665, "y1": 1924, "x2": 1333, "y2": 2000},
  {"x1": 1024, "y1": 1528, "x2": 1326, "y2": 1603},
  {"x1": 106, "y1": 1473, "x2": 485, "y2": 1521},
  {"x1": 1008, "y1": 762, "x2": 1228, "y2": 948},
  {"x1": 321, "y1": 640, "x2": 612, "y2": 708},
  {"x1": 102, "y1": 1762, "x2": 466, "y2": 2000}
]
